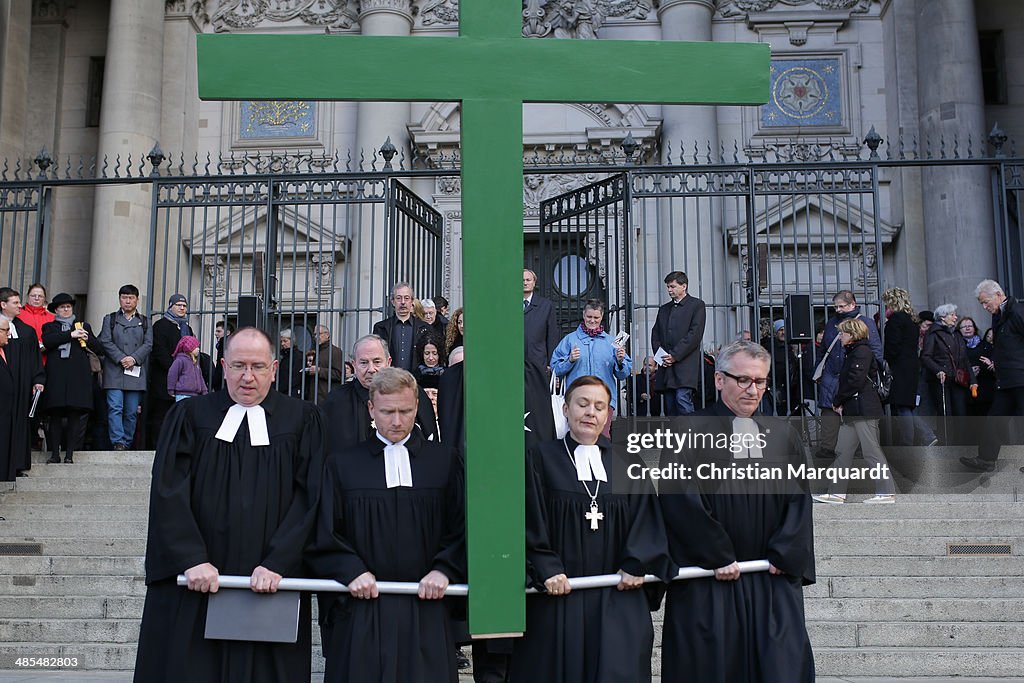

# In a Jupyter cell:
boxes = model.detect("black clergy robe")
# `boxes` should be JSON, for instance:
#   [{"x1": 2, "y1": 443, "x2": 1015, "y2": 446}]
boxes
[
  {"x1": 436, "y1": 361, "x2": 463, "y2": 447},
  {"x1": 308, "y1": 430, "x2": 466, "y2": 683},
  {"x1": 3, "y1": 318, "x2": 44, "y2": 479},
  {"x1": 0, "y1": 349, "x2": 15, "y2": 481},
  {"x1": 511, "y1": 436, "x2": 674, "y2": 683},
  {"x1": 133, "y1": 390, "x2": 326, "y2": 683},
  {"x1": 321, "y1": 380, "x2": 438, "y2": 450},
  {"x1": 658, "y1": 401, "x2": 816, "y2": 683}
]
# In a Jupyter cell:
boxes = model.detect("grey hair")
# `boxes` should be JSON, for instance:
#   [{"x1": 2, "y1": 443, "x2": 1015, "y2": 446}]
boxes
[
  {"x1": 279, "y1": 328, "x2": 292, "y2": 339},
  {"x1": 934, "y1": 303, "x2": 958, "y2": 320},
  {"x1": 715, "y1": 341, "x2": 771, "y2": 374},
  {"x1": 352, "y1": 334, "x2": 390, "y2": 359},
  {"x1": 421, "y1": 298, "x2": 436, "y2": 310},
  {"x1": 392, "y1": 282, "x2": 414, "y2": 298},
  {"x1": 975, "y1": 279, "x2": 1005, "y2": 299}
]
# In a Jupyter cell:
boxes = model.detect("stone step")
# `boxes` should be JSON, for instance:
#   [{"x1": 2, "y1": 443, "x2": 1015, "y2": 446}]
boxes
[
  {"x1": 0, "y1": 538, "x2": 145, "y2": 556},
  {"x1": 813, "y1": 647, "x2": 1024, "y2": 677},
  {"x1": 811, "y1": 501, "x2": 1024, "y2": 519},
  {"x1": 804, "y1": 597, "x2": 1024, "y2": 622},
  {"x1": 30, "y1": 451, "x2": 155, "y2": 466},
  {"x1": 815, "y1": 535, "x2": 1020, "y2": 556},
  {"x1": 812, "y1": 519, "x2": 1023, "y2": 536},
  {"x1": 0, "y1": 597, "x2": 143, "y2": 620},
  {"x1": 0, "y1": 619, "x2": 142, "y2": 644},
  {"x1": 815, "y1": 555, "x2": 1024, "y2": 576},
  {"x1": 0, "y1": 521, "x2": 148, "y2": 539},
  {"x1": 10, "y1": 477, "x2": 153, "y2": 492},
  {"x1": 0, "y1": 556, "x2": 144, "y2": 576},
  {"x1": 0, "y1": 491, "x2": 150, "y2": 505},
  {"x1": 18, "y1": 464, "x2": 153, "y2": 478},
  {"x1": 803, "y1": 576, "x2": 1024, "y2": 599},
  {"x1": 0, "y1": 505, "x2": 149, "y2": 521},
  {"x1": 0, "y1": 575, "x2": 147, "y2": 597}
]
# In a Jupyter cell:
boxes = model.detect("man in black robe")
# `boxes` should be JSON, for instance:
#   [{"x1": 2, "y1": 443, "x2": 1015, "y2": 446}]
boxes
[
  {"x1": 309, "y1": 367, "x2": 465, "y2": 683},
  {"x1": 659, "y1": 340, "x2": 815, "y2": 683},
  {"x1": 321, "y1": 334, "x2": 437, "y2": 450},
  {"x1": 524, "y1": 268, "x2": 559, "y2": 443},
  {"x1": 437, "y1": 346, "x2": 464, "y2": 448},
  {"x1": 0, "y1": 287, "x2": 45, "y2": 479},
  {"x1": 513, "y1": 376, "x2": 674, "y2": 683},
  {"x1": 0, "y1": 318, "x2": 17, "y2": 481},
  {"x1": 133, "y1": 327, "x2": 325, "y2": 683}
]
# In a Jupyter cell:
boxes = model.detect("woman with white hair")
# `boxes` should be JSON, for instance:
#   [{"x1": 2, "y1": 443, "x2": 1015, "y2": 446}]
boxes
[{"x1": 921, "y1": 303, "x2": 977, "y2": 433}]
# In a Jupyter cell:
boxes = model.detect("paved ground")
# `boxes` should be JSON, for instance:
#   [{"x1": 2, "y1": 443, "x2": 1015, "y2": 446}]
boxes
[{"x1": 0, "y1": 675, "x2": 1022, "y2": 683}]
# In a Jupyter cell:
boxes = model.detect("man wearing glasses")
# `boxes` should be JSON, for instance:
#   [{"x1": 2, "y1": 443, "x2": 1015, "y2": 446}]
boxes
[
  {"x1": 659, "y1": 340, "x2": 815, "y2": 683},
  {"x1": 135, "y1": 327, "x2": 325, "y2": 683},
  {"x1": 812, "y1": 290, "x2": 882, "y2": 459}
]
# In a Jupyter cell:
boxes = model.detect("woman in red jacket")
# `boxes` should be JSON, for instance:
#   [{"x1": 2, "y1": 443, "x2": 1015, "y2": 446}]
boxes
[{"x1": 20, "y1": 283, "x2": 55, "y2": 365}]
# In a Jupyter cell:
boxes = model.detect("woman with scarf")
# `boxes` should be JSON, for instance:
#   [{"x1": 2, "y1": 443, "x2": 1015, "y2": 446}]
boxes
[
  {"x1": 40, "y1": 293, "x2": 103, "y2": 463},
  {"x1": 550, "y1": 299, "x2": 632, "y2": 436},
  {"x1": 959, "y1": 316, "x2": 995, "y2": 418},
  {"x1": 921, "y1": 304, "x2": 978, "y2": 433},
  {"x1": 149, "y1": 294, "x2": 194, "y2": 446}
]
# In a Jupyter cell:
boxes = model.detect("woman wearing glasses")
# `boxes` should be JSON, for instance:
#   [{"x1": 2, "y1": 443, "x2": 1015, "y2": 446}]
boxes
[{"x1": 813, "y1": 318, "x2": 896, "y2": 504}]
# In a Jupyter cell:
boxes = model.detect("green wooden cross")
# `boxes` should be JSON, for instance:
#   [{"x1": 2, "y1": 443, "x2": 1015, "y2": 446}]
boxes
[{"x1": 197, "y1": 1, "x2": 768, "y2": 636}]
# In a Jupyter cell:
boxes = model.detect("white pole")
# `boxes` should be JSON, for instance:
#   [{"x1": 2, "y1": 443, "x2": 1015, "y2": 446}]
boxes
[{"x1": 176, "y1": 559, "x2": 771, "y2": 596}]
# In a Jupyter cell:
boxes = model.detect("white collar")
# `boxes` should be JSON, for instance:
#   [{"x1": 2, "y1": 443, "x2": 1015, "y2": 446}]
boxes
[
  {"x1": 731, "y1": 417, "x2": 763, "y2": 460},
  {"x1": 215, "y1": 403, "x2": 270, "y2": 447},
  {"x1": 572, "y1": 443, "x2": 607, "y2": 482},
  {"x1": 377, "y1": 432, "x2": 413, "y2": 488}
]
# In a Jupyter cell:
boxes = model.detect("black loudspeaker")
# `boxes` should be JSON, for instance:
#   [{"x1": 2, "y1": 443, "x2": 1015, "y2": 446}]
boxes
[
  {"x1": 237, "y1": 295, "x2": 263, "y2": 330},
  {"x1": 784, "y1": 294, "x2": 814, "y2": 343}
]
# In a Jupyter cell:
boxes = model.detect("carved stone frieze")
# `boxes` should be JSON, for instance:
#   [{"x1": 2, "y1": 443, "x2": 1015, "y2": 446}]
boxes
[
  {"x1": 203, "y1": 256, "x2": 227, "y2": 298},
  {"x1": 32, "y1": 0, "x2": 75, "y2": 20},
  {"x1": 310, "y1": 253, "x2": 336, "y2": 295},
  {"x1": 523, "y1": 0, "x2": 653, "y2": 39},
  {"x1": 359, "y1": 0, "x2": 413, "y2": 18},
  {"x1": 716, "y1": 0, "x2": 872, "y2": 18},
  {"x1": 210, "y1": 0, "x2": 358, "y2": 32},
  {"x1": 523, "y1": 173, "x2": 601, "y2": 216},
  {"x1": 418, "y1": 0, "x2": 458, "y2": 25},
  {"x1": 166, "y1": 0, "x2": 209, "y2": 24}
]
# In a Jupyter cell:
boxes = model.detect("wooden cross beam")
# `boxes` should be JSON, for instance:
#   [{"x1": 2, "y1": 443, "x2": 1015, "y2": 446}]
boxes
[{"x1": 197, "y1": 0, "x2": 769, "y2": 636}]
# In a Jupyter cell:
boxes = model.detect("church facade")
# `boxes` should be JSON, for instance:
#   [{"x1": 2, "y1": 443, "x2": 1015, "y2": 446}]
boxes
[{"x1": 0, "y1": 0, "x2": 1021, "y2": 354}]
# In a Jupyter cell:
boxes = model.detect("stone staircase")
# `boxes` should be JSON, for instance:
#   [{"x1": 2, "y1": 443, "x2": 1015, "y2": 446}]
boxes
[{"x1": 0, "y1": 448, "x2": 1021, "y2": 677}]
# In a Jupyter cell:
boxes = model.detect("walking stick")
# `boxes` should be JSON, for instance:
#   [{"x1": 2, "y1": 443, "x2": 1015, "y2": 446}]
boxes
[{"x1": 940, "y1": 374, "x2": 948, "y2": 445}]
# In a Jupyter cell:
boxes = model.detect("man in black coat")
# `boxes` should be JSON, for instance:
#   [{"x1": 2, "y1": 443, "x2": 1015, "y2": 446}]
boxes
[
  {"x1": 148, "y1": 294, "x2": 194, "y2": 447},
  {"x1": 0, "y1": 287, "x2": 45, "y2": 478},
  {"x1": 651, "y1": 271, "x2": 706, "y2": 416},
  {"x1": 0, "y1": 318, "x2": 18, "y2": 481},
  {"x1": 523, "y1": 268, "x2": 559, "y2": 443},
  {"x1": 964, "y1": 279, "x2": 1024, "y2": 471},
  {"x1": 372, "y1": 283, "x2": 432, "y2": 372}
]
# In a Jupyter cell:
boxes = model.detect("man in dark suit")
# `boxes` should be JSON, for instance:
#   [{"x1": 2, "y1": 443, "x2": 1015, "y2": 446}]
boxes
[
  {"x1": 964, "y1": 279, "x2": 1024, "y2": 472},
  {"x1": 651, "y1": 271, "x2": 707, "y2": 416},
  {"x1": 523, "y1": 268, "x2": 559, "y2": 443},
  {"x1": 148, "y1": 294, "x2": 194, "y2": 447},
  {"x1": 372, "y1": 282, "x2": 431, "y2": 372}
]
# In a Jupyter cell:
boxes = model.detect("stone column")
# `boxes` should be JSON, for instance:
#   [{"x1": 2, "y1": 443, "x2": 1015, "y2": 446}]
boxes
[
  {"x1": 346, "y1": 0, "x2": 415, "y2": 342},
  {"x1": 915, "y1": 0, "x2": 994, "y2": 315},
  {"x1": 86, "y1": 0, "x2": 165, "y2": 324},
  {"x1": 0, "y1": 0, "x2": 32, "y2": 162},
  {"x1": 656, "y1": 0, "x2": 725, "y2": 339}
]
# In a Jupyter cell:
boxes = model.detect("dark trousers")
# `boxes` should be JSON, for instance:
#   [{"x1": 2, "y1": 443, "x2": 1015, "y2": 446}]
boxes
[
  {"x1": 47, "y1": 408, "x2": 89, "y2": 457},
  {"x1": 818, "y1": 407, "x2": 841, "y2": 452},
  {"x1": 471, "y1": 640, "x2": 511, "y2": 683},
  {"x1": 978, "y1": 386, "x2": 1024, "y2": 462}
]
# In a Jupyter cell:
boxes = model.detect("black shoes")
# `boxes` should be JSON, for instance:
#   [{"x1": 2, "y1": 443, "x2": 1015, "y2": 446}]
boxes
[
  {"x1": 63, "y1": 454, "x2": 74, "y2": 464},
  {"x1": 959, "y1": 456, "x2": 996, "y2": 473},
  {"x1": 112, "y1": 443, "x2": 128, "y2": 451},
  {"x1": 46, "y1": 454, "x2": 60, "y2": 464}
]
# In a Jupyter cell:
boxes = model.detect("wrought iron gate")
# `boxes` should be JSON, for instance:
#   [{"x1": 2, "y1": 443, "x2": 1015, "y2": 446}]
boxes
[
  {"x1": 385, "y1": 179, "x2": 444, "y2": 306},
  {"x1": 539, "y1": 173, "x2": 631, "y2": 337}
]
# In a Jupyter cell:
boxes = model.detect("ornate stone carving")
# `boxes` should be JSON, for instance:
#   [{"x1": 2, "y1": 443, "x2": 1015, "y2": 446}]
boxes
[
  {"x1": 211, "y1": 0, "x2": 358, "y2": 32},
  {"x1": 523, "y1": 0, "x2": 653, "y2": 39},
  {"x1": 166, "y1": 0, "x2": 210, "y2": 24},
  {"x1": 716, "y1": 0, "x2": 872, "y2": 18},
  {"x1": 203, "y1": 256, "x2": 227, "y2": 298},
  {"x1": 32, "y1": 0, "x2": 74, "y2": 20},
  {"x1": 311, "y1": 253, "x2": 336, "y2": 295},
  {"x1": 359, "y1": 0, "x2": 413, "y2": 17},
  {"x1": 855, "y1": 245, "x2": 877, "y2": 287},
  {"x1": 442, "y1": 210, "x2": 461, "y2": 297},
  {"x1": 523, "y1": 173, "x2": 601, "y2": 216},
  {"x1": 418, "y1": 0, "x2": 458, "y2": 25},
  {"x1": 437, "y1": 176, "x2": 461, "y2": 195}
]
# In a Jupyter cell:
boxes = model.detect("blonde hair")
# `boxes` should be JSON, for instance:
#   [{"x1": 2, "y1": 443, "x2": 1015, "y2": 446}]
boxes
[
  {"x1": 837, "y1": 317, "x2": 869, "y2": 342},
  {"x1": 368, "y1": 367, "x2": 419, "y2": 401},
  {"x1": 881, "y1": 287, "x2": 917, "y2": 320}
]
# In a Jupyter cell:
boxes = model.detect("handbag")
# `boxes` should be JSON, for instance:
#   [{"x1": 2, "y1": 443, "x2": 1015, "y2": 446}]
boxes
[
  {"x1": 936, "y1": 335, "x2": 971, "y2": 388},
  {"x1": 550, "y1": 374, "x2": 569, "y2": 439}
]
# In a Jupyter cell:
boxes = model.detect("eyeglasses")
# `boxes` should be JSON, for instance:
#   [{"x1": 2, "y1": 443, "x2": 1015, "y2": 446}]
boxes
[
  {"x1": 720, "y1": 370, "x2": 769, "y2": 390},
  {"x1": 226, "y1": 362, "x2": 272, "y2": 374}
]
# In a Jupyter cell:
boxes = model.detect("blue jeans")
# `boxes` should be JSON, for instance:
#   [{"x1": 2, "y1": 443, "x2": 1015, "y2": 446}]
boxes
[
  {"x1": 893, "y1": 404, "x2": 936, "y2": 446},
  {"x1": 664, "y1": 387, "x2": 695, "y2": 416},
  {"x1": 107, "y1": 389, "x2": 143, "y2": 447}
]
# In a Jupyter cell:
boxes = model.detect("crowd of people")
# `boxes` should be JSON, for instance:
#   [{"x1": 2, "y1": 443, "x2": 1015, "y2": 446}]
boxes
[{"x1": 2, "y1": 270, "x2": 1022, "y2": 683}]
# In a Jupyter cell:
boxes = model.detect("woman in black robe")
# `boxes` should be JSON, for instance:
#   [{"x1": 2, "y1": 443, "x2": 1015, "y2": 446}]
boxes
[{"x1": 512, "y1": 375, "x2": 674, "y2": 683}]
